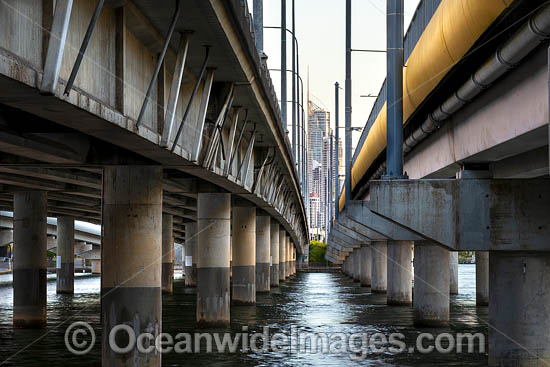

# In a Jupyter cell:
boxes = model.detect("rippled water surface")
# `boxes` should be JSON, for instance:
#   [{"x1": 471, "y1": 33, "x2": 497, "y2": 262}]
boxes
[{"x1": 0, "y1": 264, "x2": 487, "y2": 366}]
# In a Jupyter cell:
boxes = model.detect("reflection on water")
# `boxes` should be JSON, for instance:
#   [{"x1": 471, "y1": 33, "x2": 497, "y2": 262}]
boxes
[{"x1": 0, "y1": 265, "x2": 487, "y2": 366}]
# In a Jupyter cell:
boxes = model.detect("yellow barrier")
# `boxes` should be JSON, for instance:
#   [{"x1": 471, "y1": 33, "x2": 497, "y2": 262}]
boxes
[{"x1": 340, "y1": 0, "x2": 512, "y2": 212}]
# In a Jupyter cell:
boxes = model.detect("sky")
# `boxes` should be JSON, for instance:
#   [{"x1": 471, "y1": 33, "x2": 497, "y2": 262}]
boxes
[{"x1": 247, "y1": 0, "x2": 421, "y2": 155}]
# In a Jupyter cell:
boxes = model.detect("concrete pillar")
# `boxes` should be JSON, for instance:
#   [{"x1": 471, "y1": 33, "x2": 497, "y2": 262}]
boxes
[
  {"x1": 353, "y1": 249, "x2": 361, "y2": 282},
  {"x1": 256, "y1": 215, "x2": 270, "y2": 292},
  {"x1": 285, "y1": 235, "x2": 291, "y2": 279},
  {"x1": 184, "y1": 222, "x2": 197, "y2": 287},
  {"x1": 232, "y1": 205, "x2": 256, "y2": 305},
  {"x1": 413, "y1": 242, "x2": 450, "y2": 327},
  {"x1": 279, "y1": 230, "x2": 286, "y2": 281},
  {"x1": 292, "y1": 246, "x2": 296, "y2": 275},
  {"x1": 13, "y1": 191, "x2": 47, "y2": 328},
  {"x1": 162, "y1": 214, "x2": 174, "y2": 294},
  {"x1": 360, "y1": 243, "x2": 371, "y2": 287},
  {"x1": 489, "y1": 252, "x2": 550, "y2": 365},
  {"x1": 197, "y1": 193, "x2": 231, "y2": 327},
  {"x1": 387, "y1": 240, "x2": 413, "y2": 305},
  {"x1": 101, "y1": 166, "x2": 162, "y2": 365},
  {"x1": 270, "y1": 220, "x2": 280, "y2": 287},
  {"x1": 91, "y1": 259, "x2": 101, "y2": 274},
  {"x1": 56, "y1": 216, "x2": 74, "y2": 294},
  {"x1": 476, "y1": 251, "x2": 489, "y2": 306},
  {"x1": 449, "y1": 251, "x2": 459, "y2": 295},
  {"x1": 371, "y1": 241, "x2": 387, "y2": 293}
]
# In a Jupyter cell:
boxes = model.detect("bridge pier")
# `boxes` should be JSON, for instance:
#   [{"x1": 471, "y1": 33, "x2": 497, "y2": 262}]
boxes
[
  {"x1": 489, "y1": 252, "x2": 550, "y2": 365},
  {"x1": 360, "y1": 243, "x2": 371, "y2": 287},
  {"x1": 270, "y1": 219, "x2": 280, "y2": 287},
  {"x1": 162, "y1": 214, "x2": 174, "y2": 294},
  {"x1": 185, "y1": 223, "x2": 197, "y2": 287},
  {"x1": 476, "y1": 251, "x2": 489, "y2": 306},
  {"x1": 449, "y1": 251, "x2": 459, "y2": 295},
  {"x1": 279, "y1": 230, "x2": 286, "y2": 282},
  {"x1": 231, "y1": 205, "x2": 256, "y2": 305},
  {"x1": 13, "y1": 191, "x2": 47, "y2": 328},
  {"x1": 371, "y1": 241, "x2": 387, "y2": 293},
  {"x1": 285, "y1": 235, "x2": 291, "y2": 279},
  {"x1": 353, "y1": 248, "x2": 361, "y2": 282},
  {"x1": 387, "y1": 240, "x2": 412, "y2": 305},
  {"x1": 101, "y1": 166, "x2": 162, "y2": 365},
  {"x1": 256, "y1": 215, "x2": 270, "y2": 293},
  {"x1": 197, "y1": 192, "x2": 231, "y2": 327},
  {"x1": 56, "y1": 216, "x2": 75, "y2": 294},
  {"x1": 413, "y1": 242, "x2": 449, "y2": 326},
  {"x1": 91, "y1": 259, "x2": 101, "y2": 274}
]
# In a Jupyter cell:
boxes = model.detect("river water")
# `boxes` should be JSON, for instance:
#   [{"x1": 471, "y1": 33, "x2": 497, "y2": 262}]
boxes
[{"x1": 0, "y1": 264, "x2": 487, "y2": 366}]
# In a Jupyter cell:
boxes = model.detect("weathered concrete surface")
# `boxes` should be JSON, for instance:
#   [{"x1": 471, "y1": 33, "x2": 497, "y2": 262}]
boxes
[
  {"x1": 162, "y1": 214, "x2": 174, "y2": 294},
  {"x1": 449, "y1": 251, "x2": 458, "y2": 295},
  {"x1": 360, "y1": 244, "x2": 371, "y2": 287},
  {"x1": 56, "y1": 216, "x2": 74, "y2": 294},
  {"x1": 270, "y1": 219, "x2": 279, "y2": 287},
  {"x1": 387, "y1": 240, "x2": 412, "y2": 305},
  {"x1": 371, "y1": 241, "x2": 387, "y2": 293},
  {"x1": 232, "y1": 206, "x2": 256, "y2": 305},
  {"x1": 476, "y1": 251, "x2": 489, "y2": 306}
]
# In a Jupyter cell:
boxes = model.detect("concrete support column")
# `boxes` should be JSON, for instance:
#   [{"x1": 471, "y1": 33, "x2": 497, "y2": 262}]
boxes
[
  {"x1": 101, "y1": 166, "x2": 162, "y2": 365},
  {"x1": 387, "y1": 240, "x2": 413, "y2": 305},
  {"x1": 371, "y1": 241, "x2": 387, "y2": 293},
  {"x1": 162, "y1": 214, "x2": 174, "y2": 294},
  {"x1": 197, "y1": 193, "x2": 231, "y2": 327},
  {"x1": 56, "y1": 216, "x2": 74, "y2": 294},
  {"x1": 13, "y1": 191, "x2": 47, "y2": 328},
  {"x1": 184, "y1": 223, "x2": 197, "y2": 287},
  {"x1": 231, "y1": 205, "x2": 256, "y2": 305},
  {"x1": 279, "y1": 230, "x2": 286, "y2": 281},
  {"x1": 360, "y1": 243, "x2": 371, "y2": 287},
  {"x1": 270, "y1": 220, "x2": 280, "y2": 287},
  {"x1": 489, "y1": 252, "x2": 550, "y2": 365},
  {"x1": 91, "y1": 259, "x2": 101, "y2": 274},
  {"x1": 450, "y1": 251, "x2": 459, "y2": 295},
  {"x1": 413, "y1": 242, "x2": 449, "y2": 327},
  {"x1": 353, "y1": 248, "x2": 361, "y2": 282},
  {"x1": 285, "y1": 235, "x2": 291, "y2": 279},
  {"x1": 256, "y1": 215, "x2": 270, "y2": 293},
  {"x1": 476, "y1": 251, "x2": 489, "y2": 306}
]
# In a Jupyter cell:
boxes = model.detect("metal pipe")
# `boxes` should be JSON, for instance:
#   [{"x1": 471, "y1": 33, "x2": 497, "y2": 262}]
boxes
[
  {"x1": 334, "y1": 81, "x2": 340, "y2": 219},
  {"x1": 281, "y1": 0, "x2": 287, "y2": 132},
  {"x1": 385, "y1": 0, "x2": 404, "y2": 178},
  {"x1": 345, "y1": 0, "x2": 352, "y2": 203},
  {"x1": 291, "y1": 0, "x2": 297, "y2": 161},
  {"x1": 329, "y1": 132, "x2": 333, "y2": 231},
  {"x1": 170, "y1": 46, "x2": 211, "y2": 153},
  {"x1": 253, "y1": 0, "x2": 264, "y2": 54},
  {"x1": 136, "y1": 0, "x2": 182, "y2": 129},
  {"x1": 63, "y1": 0, "x2": 104, "y2": 96}
]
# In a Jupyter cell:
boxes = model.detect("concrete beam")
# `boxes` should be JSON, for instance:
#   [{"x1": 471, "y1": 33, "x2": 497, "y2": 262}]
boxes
[
  {"x1": 337, "y1": 214, "x2": 386, "y2": 241},
  {"x1": 332, "y1": 221, "x2": 370, "y2": 243},
  {"x1": 370, "y1": 179, "x2": 550, "y2": 251},
  {"x1": 346, "y1": 200, "x2": 422, "y2": 241}
]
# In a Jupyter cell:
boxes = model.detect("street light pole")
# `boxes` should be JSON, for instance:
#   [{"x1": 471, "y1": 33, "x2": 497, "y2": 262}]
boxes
[
  {"x1": 291, "y1": 0, "x2": 297, "y2": 161},
  {"x1": 281, "y1": 0, "x2": 287, "y2": 132},
  {"x1": 334, "y1": 82, "x2": 340, "y2": 219},
  {"x1": 253, "y1": 0, "x2": 263, "y2": 54}
]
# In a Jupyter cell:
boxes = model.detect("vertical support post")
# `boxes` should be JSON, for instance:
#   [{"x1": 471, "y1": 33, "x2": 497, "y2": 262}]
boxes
[
  {"x1": 162, "y1": 214, "x2": 174, "y2": 294},
  {"x1": 281, "y1": 0, "x2": 287, "y2": 131},
  {"x1": 450, "y1": 251, "x2": 459, "y2": 295},
  {"x1": 102, "y1": 166, "x2": 163, "y2": 365},
  {"x1": 13, "y1": 191, "x2": 47, "y2": 328},
  {"x1": 40, "y1": 0, "x2": 73, "y2": 95},
  {"x1": 329, "y1": 132, "x2": 333, "y2": 229},
  {"x1": 270, "y1": 220, "x2": 280, "y2": 287},
  {"x1": 476, "y1": 251, "x2": 489, "y2": 306},
  {"x1": 56, "y1": 216, "x2": 75, "y2": 294},
  {"x1": 387, "y1": 240, "x2": 412, "y2": 305},
  {"x1": 185, "y1": 223, "x2": 197, "y2": 287},
  {"x1": 197, "y1": 193, "x2": 231, "y2": 327},
  {"x1": 344, "y1": 0, "x2": 352, "y2": 205},
  {"x1": 385, "y1": 0, "x2": 405, "y2": 178},
  {"x1": 286, "y1": 235, "x2": 291, "y2": 279},
  {"x1": 279, "y1": 230, "x2": 286, "y2": 282},
  {"x1": 371, "y1": 240, "x2": 387, "y2": 293},
  {"x1": 360, "y1": 243, "x2": 371, "y2": 287},
  {"x1": 91, "y1": 259, "x2": 101, "y2": 274},
  {"x1": 231, "y1": 205, "x2": 256, "y2": 305},
  {"x1": 253, "y1": 0, "x2": 264, "y2": 54},
  {"x1": 256, "y1": 215, "x2": 271, "y2": 293},
  {"x1": 115, "y1": 6, "x2": 126, "y2": 114},
  {"x1": 354, "y1": 248, "x2": 361, "y2": 282},
  {"x1": 334, "y1": 82, "x2": 340, "y2": 218},
  {"x1": 413, "y1": 241, "x2": 449, "y2": 327}
]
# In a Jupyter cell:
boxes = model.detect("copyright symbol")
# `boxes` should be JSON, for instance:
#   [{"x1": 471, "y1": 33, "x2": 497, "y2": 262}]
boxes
[{"x1": 65, "y1": 321, "x2": 96, "y2": 355}]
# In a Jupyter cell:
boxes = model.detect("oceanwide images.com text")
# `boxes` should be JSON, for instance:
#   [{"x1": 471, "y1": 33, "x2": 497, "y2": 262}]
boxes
[{"x1": 66, "y1": 322, "x2": 486, "y2": 361}]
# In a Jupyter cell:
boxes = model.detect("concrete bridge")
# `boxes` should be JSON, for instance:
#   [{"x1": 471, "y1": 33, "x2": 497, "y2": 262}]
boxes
[
  {"x1": 0, "y1": 0, "x2": 305, "y2": 364},
  {"x1": 328, "y1": 0, "x2": 550, "y2": 365}
]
